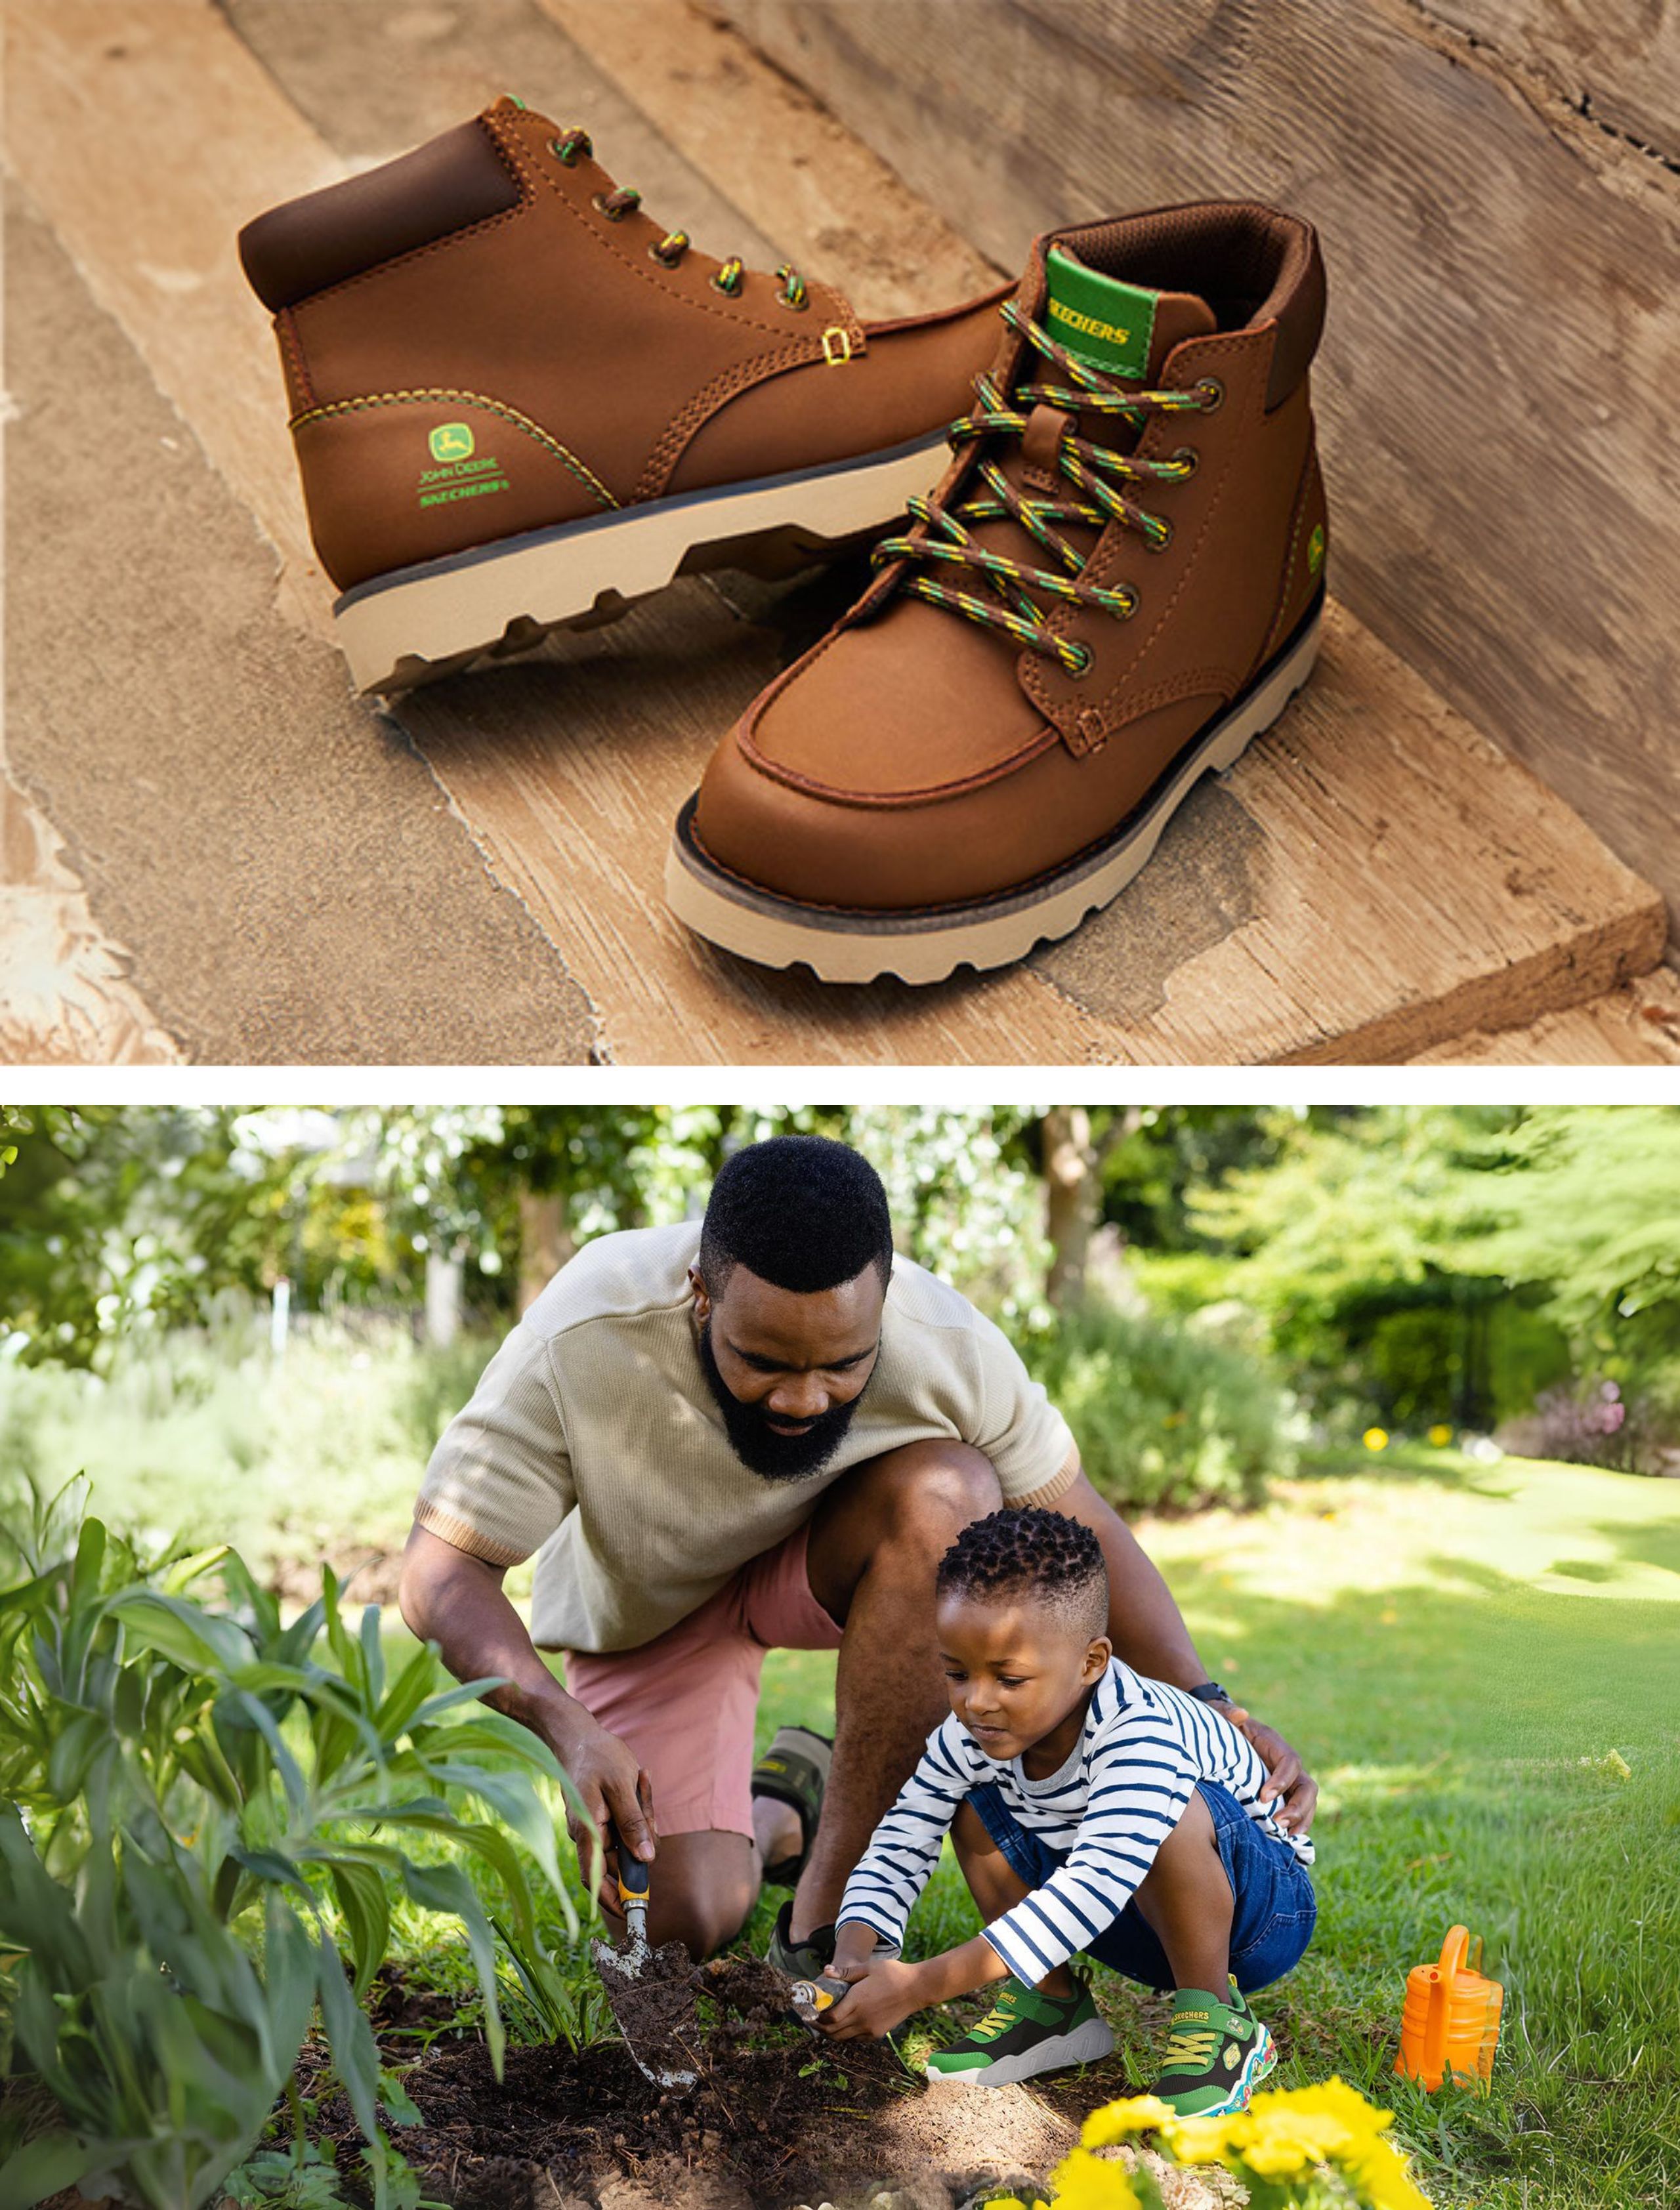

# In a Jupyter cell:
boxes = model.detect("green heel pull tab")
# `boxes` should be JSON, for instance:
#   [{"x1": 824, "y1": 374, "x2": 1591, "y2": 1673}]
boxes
[{"x1": 1044, "y1": 245, "x2": 1158, "y2": 381}]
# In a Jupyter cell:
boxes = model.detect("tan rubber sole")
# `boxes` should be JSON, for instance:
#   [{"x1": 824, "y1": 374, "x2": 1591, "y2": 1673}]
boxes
[
  {"x1": 665, "y1": 604, "x2": 1322, "y2": 986},
  {"x1": 333, "y1": 431, "x2": 948, "y2": 693}
]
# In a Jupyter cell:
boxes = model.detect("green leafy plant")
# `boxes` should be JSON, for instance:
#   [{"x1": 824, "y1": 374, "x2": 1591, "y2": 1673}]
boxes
[
  {"x1": 1023, "y1": 1303, "x2": 1299, "y2": 1512},
  {"x1": 0, "y1": 1476, "x2": 581, "y2": 2210}
]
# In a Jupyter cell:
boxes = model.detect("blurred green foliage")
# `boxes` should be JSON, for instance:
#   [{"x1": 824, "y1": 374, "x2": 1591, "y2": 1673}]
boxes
[{"x1": 3, "y1": 1104, "x2": 1676, "y2": 1472}]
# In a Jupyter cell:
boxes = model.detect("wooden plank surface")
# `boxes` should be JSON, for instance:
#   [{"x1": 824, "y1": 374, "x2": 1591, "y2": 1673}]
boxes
[
  {"x1": 720, "y1": 0, "x2": 1680, "y2": 951},
  {"x1": 5, "y1": 175, "x2": 597, "y2": 1066},
  {"x1": 0, "y1": 780, "x2": 180, "y2": 1064},
  {"x1": 5, "y1": 0, "x2": 1669, "y2": 1064},
  {"x1": 1410, "y1": 967, "x2": 1680, "y2": 1066},
  {"x1": 1423, "y1": 1, "x2": 1680, "y2": 156}
]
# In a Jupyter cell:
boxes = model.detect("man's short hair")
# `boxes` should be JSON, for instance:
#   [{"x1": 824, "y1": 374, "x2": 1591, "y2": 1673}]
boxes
[
  {"x1": 698, "y1": 1135, "x2": 894, "y2": 1296},
  {"x1": 936, "y1": 1509, "x2": 1109, "y2": 1640}
]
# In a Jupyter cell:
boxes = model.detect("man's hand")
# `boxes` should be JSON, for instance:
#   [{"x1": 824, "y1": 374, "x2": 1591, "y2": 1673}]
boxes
[
  {"x1": 1224, "y1": 1705, "x2": 1318, "y2": 1835},
  {"x1": 817, "y1": 1954, "x2": 928, "y2": 2042},
  {"x1": 553, "y1": 1713, "x2": 659, "y2": 1919}
]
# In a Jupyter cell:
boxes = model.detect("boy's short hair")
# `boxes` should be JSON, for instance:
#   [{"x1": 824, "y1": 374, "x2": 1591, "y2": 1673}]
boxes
[{"x1": 936, "y1": 1508, "x2": 1109, "y2": 1641}]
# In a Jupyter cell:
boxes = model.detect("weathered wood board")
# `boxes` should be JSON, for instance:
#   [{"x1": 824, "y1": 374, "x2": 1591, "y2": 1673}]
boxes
[
  {"x1": 5, "y1": 175, "x2": 596, "y2": 1066},
  {"x1": 1423, "y1": 1, "x2": 1680, "y2": 156},
  {"x1": 3, "y1": 0, "x2": 1670, "y2": 1064},
  {"x1": 719, "y1": 0, "x2": 1680, "y2": 947},
  {"x1": 1410, "y1": 967, "x2": 1680, "y2": 1065}
]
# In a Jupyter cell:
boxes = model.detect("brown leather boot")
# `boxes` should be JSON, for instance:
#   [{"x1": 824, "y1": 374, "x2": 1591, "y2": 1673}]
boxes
[
  {"x1": 669, "y1": 203, "x2": 1329, "y2": 984},
  {"x1": 238, "y1": 97, "x2": 1007, "y2": 692}
]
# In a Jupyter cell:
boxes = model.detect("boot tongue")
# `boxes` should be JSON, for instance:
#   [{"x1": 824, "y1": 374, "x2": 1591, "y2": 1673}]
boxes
[{"x1": 1043, "y1": 243, "x2": 1216, "y2": 384}]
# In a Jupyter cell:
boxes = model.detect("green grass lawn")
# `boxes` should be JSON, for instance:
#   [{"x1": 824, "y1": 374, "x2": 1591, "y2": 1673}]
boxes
[{"x1": 375, "y1": 1451, "x2": 1676, "y2": 2207}]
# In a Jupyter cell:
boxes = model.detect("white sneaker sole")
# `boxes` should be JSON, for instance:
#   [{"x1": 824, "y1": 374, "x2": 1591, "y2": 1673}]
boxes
[
  {"x1": 925, "y1": 2013, "x2": 1115, "y2": 2088},
  {"x1": 332, "y1": 429, "x2": 949, "y2": 693},
  {"x1": 666, "y1": 599, "x2": 1322, "y2": 986}
]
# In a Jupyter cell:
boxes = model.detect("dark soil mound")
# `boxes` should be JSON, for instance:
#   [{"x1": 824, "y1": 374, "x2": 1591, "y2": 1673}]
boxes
[
  {"x1": 595, "y1": 1936, "x2": 709, "y2": 2084},
  {"x1": 298, "y1": 1955, "x2": 1084, "y2": 2210}
]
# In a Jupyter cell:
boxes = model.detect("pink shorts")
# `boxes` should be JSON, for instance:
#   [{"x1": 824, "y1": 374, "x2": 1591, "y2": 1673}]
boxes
[{"x1": 562, "y1": 1522, "x2": 844, "y2": 1838}]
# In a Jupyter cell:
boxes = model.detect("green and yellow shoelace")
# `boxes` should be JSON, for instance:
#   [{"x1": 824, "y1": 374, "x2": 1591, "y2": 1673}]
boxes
[
  {"x1": 549, "y1": 127, "x2": 807, "y2": 308},
  {"x1": 874, "y1": 297, "x2": 1222, "y2": 674},
  {"x1": 971, "y1": 1985, "x2": 1030, "y2": 2040},
  {"x1": 1162, "y1": 2023, "x2": 1221, "y2": 2068}
]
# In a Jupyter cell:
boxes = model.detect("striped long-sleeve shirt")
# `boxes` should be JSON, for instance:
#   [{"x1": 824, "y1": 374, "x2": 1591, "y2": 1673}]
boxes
[{"x1": 838, "y1": 1659, "x2": 1315, "y2": 1986}]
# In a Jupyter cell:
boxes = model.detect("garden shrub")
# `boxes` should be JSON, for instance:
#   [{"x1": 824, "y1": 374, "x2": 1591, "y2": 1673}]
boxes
[
  {"x1": 0, "y1": 1321, "x2": 492, "y2": 1585},
  {"x1": 1022, "y1": 1301, "x2": 1299, "y2": 1514},
  {"x1": 0, "y1": 1475, "x2": 581, "y2": 2210}
]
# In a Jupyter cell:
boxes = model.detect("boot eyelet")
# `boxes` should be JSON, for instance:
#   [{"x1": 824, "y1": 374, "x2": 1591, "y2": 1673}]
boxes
[
  {"x1": 1146, "y1": 518, "x2": 1175, "y2": 554},
  {"x1": 593, "y1": 193, "x2": 625, "y2": 222},
  {"x1": 1066, "y1": 643, "x2": 1094, "y2": 678},
  {"x1": 648, "y1": 244, "x2": 676, "y2": 268},
  {"x1": 710, "y1": 274, "x2": 740, "y2": 297},
  {"x1": 778, "y1": 293, "x2": 809, "y2": 312},
  {"x1": 1194, "y1": 377, "x2": 1225, "y2": 411},
  {"x1": 1169, "y1": 445, "x2": 1200, "y2": 478}
]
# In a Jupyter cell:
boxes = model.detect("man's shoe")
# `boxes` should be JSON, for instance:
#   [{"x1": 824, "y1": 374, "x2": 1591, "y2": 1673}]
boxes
[
  {"x1": 751, "y1": 1724, "x2": 832, "y2": 1887},
  {"x1": 1149, "y1": 1984, "x2": 1277, "y2": 2116},
  {"x1": 766, "y1": 1900, "x2": 837, "y2": 1982},
  {"x1": 925, "y1": 1975, "x2": 1113, "y2": 2087},
  {"x1": 669, "y1": 201, "x2": 1329, "y2": 982},
  {"x1": 238, "y1": 99, "x2": 1007, "y2": 691}
]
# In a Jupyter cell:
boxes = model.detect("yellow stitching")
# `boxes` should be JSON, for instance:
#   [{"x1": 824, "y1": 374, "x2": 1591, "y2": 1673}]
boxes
[{"x1": 291, "y1": 386, "x2": 618, "y2": 510}]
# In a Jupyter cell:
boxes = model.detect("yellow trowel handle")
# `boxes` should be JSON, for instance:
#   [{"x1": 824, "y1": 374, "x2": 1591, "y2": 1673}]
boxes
[
  {"x1": 789, "y1": 1973, "x2": 849, "y2": 2016},
  {"x1": 608, "y1": 1820, "x2": 650, "y2": 1917}
]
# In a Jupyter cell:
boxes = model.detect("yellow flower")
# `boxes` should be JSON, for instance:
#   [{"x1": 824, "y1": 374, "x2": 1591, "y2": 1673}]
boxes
[
  {"x1": 1258, "y1": 2075, "x2": 1395, "y2": 2144},
  {"x1": 1081, "y1": 2096, "x2": 1173, "y2": 2147},
  {"x1": 1158, "y1": 2112, "x2": 1240, "y2": 2165},
  {"x1": 1427, "y1": 1424, "x2": 1452, "y2": 1447},
  {"x1": 1043, "y1": 2146, "x2": 1141, "y2": 2210},
  {"x1": 1346, "y1": 2137, "x2": 1436, "y2": 2210},
  {"x1": 1364, "y1": 1426, "x2": 1389, "y2": 1451},
  {"x1": 1233, "y1": 2106, "x2": 1351, "y2": 2175}
]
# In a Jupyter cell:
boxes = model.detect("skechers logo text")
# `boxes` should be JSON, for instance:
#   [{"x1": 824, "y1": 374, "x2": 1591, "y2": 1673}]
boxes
[{"x1": 1047, "y1": 301, "x2": 1131, "y2": 347}]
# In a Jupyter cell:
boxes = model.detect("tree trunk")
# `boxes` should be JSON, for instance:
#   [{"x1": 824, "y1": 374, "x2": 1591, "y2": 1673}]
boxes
[
  {"x1": 518, "y1": 1187, "x2": 574, "y2": 1314},
  {"x1": 1043, "y1": 1106, "x2": 1142, "y2": 1310},
  {"x1": 1045, "y1": 1108, "x2": 1097, "y2": 1312},
  {"x1": 424, "y1": 1248, "x2": 463, "y2": 1348}
]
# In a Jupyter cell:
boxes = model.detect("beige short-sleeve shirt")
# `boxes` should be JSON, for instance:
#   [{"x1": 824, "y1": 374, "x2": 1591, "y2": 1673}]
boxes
[{"x1": 415, "y1": 1220, "x2": 1078, "y2": 1652}]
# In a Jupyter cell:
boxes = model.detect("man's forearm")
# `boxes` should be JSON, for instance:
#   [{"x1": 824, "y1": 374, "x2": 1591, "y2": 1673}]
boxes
[
  {"x1": 398, "y1": 1522, "x2": 589, "y2": 1754},
  {"x1": 1058, "y1": 1470, "x2": 1208, "y2": 1687}
]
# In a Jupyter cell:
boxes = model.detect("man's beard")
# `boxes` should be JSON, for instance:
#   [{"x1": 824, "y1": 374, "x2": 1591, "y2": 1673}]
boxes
[{"x1": 696, "y1": 1320, "x2": 867, "y2": 1483}]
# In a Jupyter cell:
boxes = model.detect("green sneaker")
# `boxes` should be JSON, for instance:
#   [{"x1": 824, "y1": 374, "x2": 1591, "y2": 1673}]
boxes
[
  {"x1": 926, "y1": 1975, "x2": 1114, "y2": 2088},
  {"x1": 1150, "y1": 1984, "x2": 1277, "y2": 2116}
]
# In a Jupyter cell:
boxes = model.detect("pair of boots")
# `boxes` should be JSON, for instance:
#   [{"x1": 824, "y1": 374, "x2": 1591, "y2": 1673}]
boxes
[{"x1": 240, "y1": 98, "x2": 1329, "y2": 986}]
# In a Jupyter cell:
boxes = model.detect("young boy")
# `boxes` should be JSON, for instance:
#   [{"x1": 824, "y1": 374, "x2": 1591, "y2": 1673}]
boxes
[{"x1": 817, "y1": 1509, "x2": 1316, "y2": 2110}]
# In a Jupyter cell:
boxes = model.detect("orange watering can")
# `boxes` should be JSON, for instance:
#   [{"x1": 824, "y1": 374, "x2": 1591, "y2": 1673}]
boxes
[{"x1": 1396, "y1": 1925, "x2": 1503, "y2": 2090}]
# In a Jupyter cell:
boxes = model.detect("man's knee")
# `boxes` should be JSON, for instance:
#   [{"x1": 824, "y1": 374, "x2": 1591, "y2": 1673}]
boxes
[
  {"x1": 643, "y1": 1833, "x2": 757, "y2": 1959},
  {"x1": 853, "y1": 1439, "x2": 1003, "y2": 1547}
]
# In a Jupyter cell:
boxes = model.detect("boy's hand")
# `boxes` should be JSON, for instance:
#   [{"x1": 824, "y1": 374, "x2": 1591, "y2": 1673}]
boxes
[{"x1": 817, "y1": 1955, "x2": 926, "y2": 2041}]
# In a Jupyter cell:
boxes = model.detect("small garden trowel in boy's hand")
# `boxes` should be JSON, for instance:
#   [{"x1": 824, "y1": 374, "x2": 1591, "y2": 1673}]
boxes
[
  {"x1": 591, "y1": 1824, "x2": 702, "y2": 2092},
  {"x1": 788, "y1": 1972, "x2": 850, "y2": 2026}
]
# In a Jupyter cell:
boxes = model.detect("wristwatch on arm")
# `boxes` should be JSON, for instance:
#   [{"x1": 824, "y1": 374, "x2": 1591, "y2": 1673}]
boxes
[{"x1": 1188, "y1": 1680, "x2": 1238, "y2": 1709}]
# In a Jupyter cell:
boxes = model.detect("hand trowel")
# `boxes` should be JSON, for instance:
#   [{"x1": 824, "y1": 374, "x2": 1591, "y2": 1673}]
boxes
[{"x1": 590, "y1": 1823, "x2": 702, "y2": 2091}]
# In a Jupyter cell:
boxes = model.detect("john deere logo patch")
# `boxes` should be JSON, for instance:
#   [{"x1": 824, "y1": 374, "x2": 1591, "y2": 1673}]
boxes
[{"x1": 429, "y1": 422, "x2": 476, "y2": 463}]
